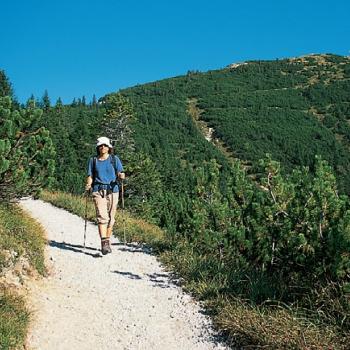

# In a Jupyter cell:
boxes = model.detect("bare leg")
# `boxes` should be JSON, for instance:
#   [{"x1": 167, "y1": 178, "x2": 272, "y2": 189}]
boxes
[
  {"x1": 98, "y1": 224, "x2": 107, "y2": 239},
  {"x1": 106, "y1": 193, "x2": 118, "y2": 239},
  {"x1": 106, "y1": 226, "x2": 113, "y2": 238}
]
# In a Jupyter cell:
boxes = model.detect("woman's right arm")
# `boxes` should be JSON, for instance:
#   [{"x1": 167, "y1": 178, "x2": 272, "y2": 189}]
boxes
[{"x1": 85, "y1": 176, "x2": 93, "y2": 191}]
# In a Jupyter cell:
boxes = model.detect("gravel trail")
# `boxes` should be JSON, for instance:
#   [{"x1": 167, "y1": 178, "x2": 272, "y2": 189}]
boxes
[{"x1": 20, "y1": 199, "x2": 228, "y2": 350}]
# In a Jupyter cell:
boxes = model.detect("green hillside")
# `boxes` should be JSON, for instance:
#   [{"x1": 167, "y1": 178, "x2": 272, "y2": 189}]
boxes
[
  {"x1": 25, "y1": 53, "x2": 350, "y2": 198},
  {"x1": 121, "y1": 53, "x2": 350, "y2": 192},
  {"x1": 3, "y1": 54, "x2": 349, "y2": 347}
]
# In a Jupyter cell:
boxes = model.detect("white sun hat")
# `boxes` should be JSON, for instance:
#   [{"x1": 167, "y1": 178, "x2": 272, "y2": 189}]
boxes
[{"x1": 96, "y1": 136, "x2": 113, "y2": 148}]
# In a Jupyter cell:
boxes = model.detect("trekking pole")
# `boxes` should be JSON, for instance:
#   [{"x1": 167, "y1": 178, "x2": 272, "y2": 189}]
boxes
[
  {"x1": 121, "y1": 179, "x2": 126, "y2": 244},
  {"x1": 84, "y1": 190, "x2": 89, "y2": 248}
]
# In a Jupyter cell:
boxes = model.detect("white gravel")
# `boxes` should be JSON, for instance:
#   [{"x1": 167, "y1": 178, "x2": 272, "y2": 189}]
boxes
[{"x1": 20, "y1": 198, "x2": 228, "y2": 350}]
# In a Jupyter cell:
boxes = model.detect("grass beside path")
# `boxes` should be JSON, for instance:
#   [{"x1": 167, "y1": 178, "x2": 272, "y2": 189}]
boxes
[
  {"x1": 40, "y1": 190, "x2": 348, "y2": 349},
  {"x1": 0, "y1": 203, "x2": 47, "y2": 350},
  {"x1": 0, "y1": 289, "x2": 29, "y2": 350}
]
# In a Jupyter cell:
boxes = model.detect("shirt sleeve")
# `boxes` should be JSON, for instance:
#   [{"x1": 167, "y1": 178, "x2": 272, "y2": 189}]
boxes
[
  {"x1": 87, "y1": 158, "x2": 93, "y2": 177},
  {"x1": 115, "y1": 156, "x2": 123, "y2": 173}
]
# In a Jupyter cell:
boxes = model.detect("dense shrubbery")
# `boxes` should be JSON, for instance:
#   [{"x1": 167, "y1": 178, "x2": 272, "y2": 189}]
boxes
[
  {"x1": 149, "y1": 154, "x2": 350, "y2": 319},
  {"x1": 0, "y1": 96, "x2": 55, "y2": 202},
  {"x1": 189, "y1": 157, "x2": 349, "y2": 287}
]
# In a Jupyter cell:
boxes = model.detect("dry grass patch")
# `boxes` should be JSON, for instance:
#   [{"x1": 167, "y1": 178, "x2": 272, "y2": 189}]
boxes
[
  {"x1": 0, "y1": 288, "x2": 30, "y2": 350},
  {"x1": 216, "y1": 299, "x2": 347, "y2": 349}
]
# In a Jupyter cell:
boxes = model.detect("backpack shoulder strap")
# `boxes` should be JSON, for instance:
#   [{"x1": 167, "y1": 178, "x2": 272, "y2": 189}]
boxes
[
  {"x1": 92, "y1": 157, "x2": 97, "y2": 182},
  {"x1": 110, "y1": 154, "x2": 118, "y2": 173}
]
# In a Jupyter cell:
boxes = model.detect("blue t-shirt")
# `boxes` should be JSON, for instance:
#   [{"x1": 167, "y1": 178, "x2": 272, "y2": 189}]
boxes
[{"x1": 87, "y1": 155, "x2": 123, "y2": 193}]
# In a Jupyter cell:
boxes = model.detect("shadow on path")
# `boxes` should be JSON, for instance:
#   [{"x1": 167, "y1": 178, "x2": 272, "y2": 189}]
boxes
[
  {"x1": 146, "y1": 272, "x2": 171, "y2": 289},
  {"x1": 111, "y1": 270, "x2": 142, "y2": 280},
  {"x1": 111, "y1": 242, "x2": 153, "y2": 255},
  {"x1": 49, "y1": 240, "x2": 102, "y2": 258},
  {"x1": 111, "y1": 270, "x2": 171, "y2": 289}
]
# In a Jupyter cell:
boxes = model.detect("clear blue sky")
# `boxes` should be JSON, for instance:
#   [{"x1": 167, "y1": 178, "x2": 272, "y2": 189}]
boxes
[{"x1": 1, "y1": 0, "x2": 349, "y2": 104}]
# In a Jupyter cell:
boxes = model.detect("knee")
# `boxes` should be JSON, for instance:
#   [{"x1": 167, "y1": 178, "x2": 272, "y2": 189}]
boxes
[{"x1": 98, "y1": 217, "x2": 109, "y2": 225}]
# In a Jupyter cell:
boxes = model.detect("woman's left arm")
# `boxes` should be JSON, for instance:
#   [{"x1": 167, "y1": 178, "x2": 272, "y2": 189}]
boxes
[{"x1": 115, "y1": 156, "x2": 125, "y2": 179}]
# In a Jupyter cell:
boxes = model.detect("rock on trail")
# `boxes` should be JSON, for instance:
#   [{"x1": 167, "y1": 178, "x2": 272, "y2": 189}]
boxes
[{"x1": 20, "y1": 199, "x2": 228, "y2": 350}]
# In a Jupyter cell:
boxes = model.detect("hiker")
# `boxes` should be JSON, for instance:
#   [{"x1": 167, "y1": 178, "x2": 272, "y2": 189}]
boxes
[{"x1": 85, "y1": 136, "x2": 125, "y2": 255}]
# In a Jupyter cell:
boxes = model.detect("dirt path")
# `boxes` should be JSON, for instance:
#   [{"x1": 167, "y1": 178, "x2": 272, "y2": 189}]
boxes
[{"x1": 20, "y1": 199, "x2": 228, "y2": 350}]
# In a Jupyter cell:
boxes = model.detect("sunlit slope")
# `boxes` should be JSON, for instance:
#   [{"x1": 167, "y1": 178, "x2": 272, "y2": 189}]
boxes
[{"x1": 121, "y1": 54, "x2": 350, "y2": 192}]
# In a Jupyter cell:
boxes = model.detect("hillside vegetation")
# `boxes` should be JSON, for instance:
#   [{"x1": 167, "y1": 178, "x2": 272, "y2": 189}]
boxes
[
  {"x1": 1, "y1": 54, "x2": 349, "y2": 348},
  {"x1": 122, "y1": 53, "x2": 350, "y2": 193}
]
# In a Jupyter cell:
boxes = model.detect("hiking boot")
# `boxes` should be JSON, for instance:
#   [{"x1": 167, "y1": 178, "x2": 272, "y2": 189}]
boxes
[
  {"x1": 101, "y1": 238, "x2": 110, "y2": 255},
  {"x1": 106, "y1": 239, "x2": 112, "y2": 254}
]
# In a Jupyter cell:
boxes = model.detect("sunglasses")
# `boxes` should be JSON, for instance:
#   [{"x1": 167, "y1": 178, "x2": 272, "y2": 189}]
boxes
[{"x1": 98, "y1": 144, "x2": 109, "y2": 148}]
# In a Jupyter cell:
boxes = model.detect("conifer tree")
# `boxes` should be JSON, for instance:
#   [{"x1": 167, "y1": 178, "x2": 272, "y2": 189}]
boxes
[
  {"x1": 0, "y1": 70, "x2": 13, "y2": 98},
  {"x1": 26, "y1": 94, "x2": 36, "y2": 108},
  {"x1": 55, "y1": 97, "x2": 63, "y2": 111},
  {"x1": 101, "y1": 93, "x2": 135, "y2": 159},
  {"x1": 91, "y1": 94, "x2": 97, "y2": 107},
  {"x1": 0, "y1": 96, "x2": 55, "y2": 201},
  {"x1": 125, "y1": 152, "x2": 162, "y2": 221},
  {"x1": 42, "y1": 89, "x2": 51, "y2": 111}
]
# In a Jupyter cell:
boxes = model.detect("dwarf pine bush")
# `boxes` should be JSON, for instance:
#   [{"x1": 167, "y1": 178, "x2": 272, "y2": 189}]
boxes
[
  {"x1": 0, "y1": 96, "x2": 55, "y2": 202},
  {"x1": 179, "y1": 157, "x2": 350, "y2": 299}
]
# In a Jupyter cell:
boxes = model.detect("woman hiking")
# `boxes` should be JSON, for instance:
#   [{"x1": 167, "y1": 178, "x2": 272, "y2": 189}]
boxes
[{"x1": 85, "y1": 136, "x2": 125, "y2": 255}]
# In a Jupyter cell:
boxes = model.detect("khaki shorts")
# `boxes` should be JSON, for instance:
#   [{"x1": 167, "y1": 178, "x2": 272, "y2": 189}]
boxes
[{"x1": 92, "y1": 191, "x2": 119, "y2": 227}]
